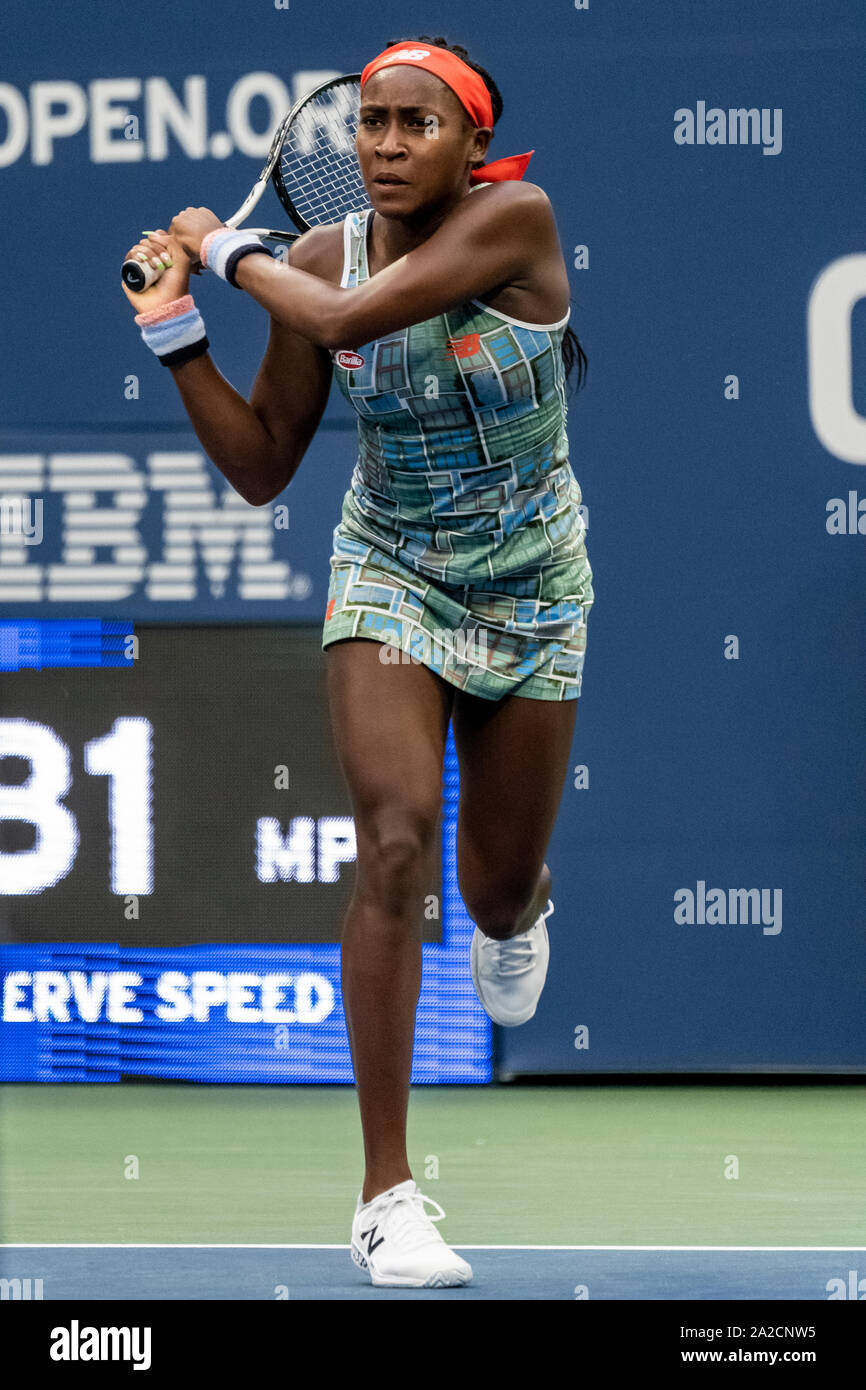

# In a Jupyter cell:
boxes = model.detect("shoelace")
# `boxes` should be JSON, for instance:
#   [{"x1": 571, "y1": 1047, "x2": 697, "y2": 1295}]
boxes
[
  {"x1": 372, "y1": 1189, "x2": 447, "y2": 1252},
  {"x1": 480, "y1": 932, "x2": 538, "y2": 976},
  {"x1": 480, "y1": 901, "x2": 553, "y2": 978}
]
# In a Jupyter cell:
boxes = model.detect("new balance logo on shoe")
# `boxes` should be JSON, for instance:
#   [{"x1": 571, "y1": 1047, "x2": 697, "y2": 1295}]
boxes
[{"x1": 360, "y1": 1225, "x2": 385, "y2": 1256}]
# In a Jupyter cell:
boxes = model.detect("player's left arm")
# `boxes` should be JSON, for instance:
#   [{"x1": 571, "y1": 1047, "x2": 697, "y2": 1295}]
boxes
[{"x1": 231, "y1": 182, "x2": 556, "y2": 349}]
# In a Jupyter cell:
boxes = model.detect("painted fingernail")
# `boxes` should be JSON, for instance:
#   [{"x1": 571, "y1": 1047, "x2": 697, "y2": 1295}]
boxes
[
  {"x1": 135, "y1": 253, "x2": 149, "y2": 263},
  {"x1": 150, "y1": 257, "x2": 165, "y2": 269},
  {"x1": 162, "y1": 257, "x2": 174, "y2": 267}
]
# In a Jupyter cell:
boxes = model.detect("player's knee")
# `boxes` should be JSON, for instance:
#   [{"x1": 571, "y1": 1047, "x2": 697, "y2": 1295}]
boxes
[{"x1": 355, "y1": 802, "x2": 439, "y2": 907}]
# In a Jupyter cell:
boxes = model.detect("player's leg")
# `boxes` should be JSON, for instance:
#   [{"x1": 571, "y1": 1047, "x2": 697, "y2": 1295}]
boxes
[
  {"x1": 325, "y1": 638, "x2": 455, "y2": 1203},
  {"x1": 450, "y1": 689, "x2": 578, "y2": 1026},
  {"x1": 451, "y1": 689, "x2": 578, "y2": 940}
]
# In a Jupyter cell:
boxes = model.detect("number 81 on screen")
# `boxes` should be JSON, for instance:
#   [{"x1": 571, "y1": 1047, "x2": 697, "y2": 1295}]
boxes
[{"x1": 0, "y1": 718, "x2": 153, "y2": 895}]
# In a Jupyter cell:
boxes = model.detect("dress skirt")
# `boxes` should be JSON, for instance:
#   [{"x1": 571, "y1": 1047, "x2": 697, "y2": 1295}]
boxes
[{"x1": 321, "y1": 517, "x2": 594, "y2": 703}]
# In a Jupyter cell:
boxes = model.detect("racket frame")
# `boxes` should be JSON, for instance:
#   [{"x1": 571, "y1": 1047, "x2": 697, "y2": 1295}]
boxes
[
  {"x1": 122, "y1": 72, "x2": 363, "y2": 292},
  {"x1": 225, "y1": 72, "x2": 362, "y2": 233}
]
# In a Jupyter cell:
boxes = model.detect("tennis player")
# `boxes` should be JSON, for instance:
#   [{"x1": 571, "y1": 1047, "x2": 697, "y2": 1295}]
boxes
[{"x1": 122, "y1": 35, "x2": 594, "y2": 1290}]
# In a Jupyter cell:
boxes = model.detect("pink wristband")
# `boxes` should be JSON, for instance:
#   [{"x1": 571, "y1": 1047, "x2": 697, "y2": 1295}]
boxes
[
  {"x1": 134, "y1": 294, "x2": 195, "y2": 328},
  {"x1": 200, "y1": 229, "x2": 226, "y2": 269}
]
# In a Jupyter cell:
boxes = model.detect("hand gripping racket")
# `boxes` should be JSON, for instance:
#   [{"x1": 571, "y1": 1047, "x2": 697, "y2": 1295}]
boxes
[{"x1": 122, "y1": 72, "x2": 368, "y2": 291}]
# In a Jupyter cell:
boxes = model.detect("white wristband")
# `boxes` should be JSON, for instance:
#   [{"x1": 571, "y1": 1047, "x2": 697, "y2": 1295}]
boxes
[{"x1": 201, "y1": 228, "x2": 274, "y2": 286}]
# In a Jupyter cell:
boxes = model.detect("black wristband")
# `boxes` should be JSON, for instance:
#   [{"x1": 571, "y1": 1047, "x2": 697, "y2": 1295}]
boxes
[
  {"x1": 226, "y1": 243, "x2": 276, "y2": 288},
  {"x1": 161, "y1": 336, "x2": 210, "y2": 368}
]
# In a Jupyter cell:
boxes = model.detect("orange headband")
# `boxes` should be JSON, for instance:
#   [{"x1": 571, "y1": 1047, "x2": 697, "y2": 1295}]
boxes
[{"x1": 360, "y1": 42, "x2": 534, "y2": 184}]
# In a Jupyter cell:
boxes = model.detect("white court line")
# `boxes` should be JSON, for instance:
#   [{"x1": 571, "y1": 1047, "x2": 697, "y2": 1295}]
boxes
[{"x1": 3, "y1": 1251, "x2": 861, "y2": 1262}]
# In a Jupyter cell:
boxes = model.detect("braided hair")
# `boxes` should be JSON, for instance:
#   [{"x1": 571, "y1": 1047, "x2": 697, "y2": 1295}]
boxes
[{"x1": 383, "y1": 34, "x2": 588, "y2": 393}]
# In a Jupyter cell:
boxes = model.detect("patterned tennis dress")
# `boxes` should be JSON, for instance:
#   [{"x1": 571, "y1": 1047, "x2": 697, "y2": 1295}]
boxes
[{"x1": 321, "y1": 199, "x2": 594, "y2": 701}]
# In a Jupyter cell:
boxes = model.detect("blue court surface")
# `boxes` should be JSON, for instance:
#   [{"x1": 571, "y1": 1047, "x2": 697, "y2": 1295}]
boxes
[{"x1": 3, "y1": 1245, "x2": 863, "y2": 1300}]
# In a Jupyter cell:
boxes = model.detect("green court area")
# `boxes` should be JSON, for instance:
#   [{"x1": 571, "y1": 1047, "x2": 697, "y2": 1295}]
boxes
[{"x1": 2, "y1": 1083, "x2": 864, "y2": 1248}]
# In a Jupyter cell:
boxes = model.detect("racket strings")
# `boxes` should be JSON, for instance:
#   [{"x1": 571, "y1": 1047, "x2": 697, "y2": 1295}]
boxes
[{"x1": 277, "y1": 82, "x2": 369, "y2": 227}]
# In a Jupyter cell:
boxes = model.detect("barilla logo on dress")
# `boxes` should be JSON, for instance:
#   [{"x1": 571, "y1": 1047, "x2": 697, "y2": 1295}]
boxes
[
  {"x1": 380, "y1": 48, "x2": 431, "y2": 64},
  {"x1": 332, "y1": 350, "x2": 366, "y2": 369},
  {"x1": 446, "y1": 333, "x2": 482, "y2": 360}
]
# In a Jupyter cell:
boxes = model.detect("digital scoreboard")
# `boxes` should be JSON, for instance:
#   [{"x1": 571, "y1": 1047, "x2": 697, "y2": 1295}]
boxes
[
  {"x1": 0, "y1": 625, "x2": 442, "y2": 946},
  {"x1": 0, "y1": 627, "x2": 489, "y2": 1083}
]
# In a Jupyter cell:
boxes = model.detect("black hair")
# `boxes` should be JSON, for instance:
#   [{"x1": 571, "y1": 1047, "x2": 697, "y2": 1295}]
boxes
[{"x1": 383, "y1": 34, "x2": 587, "y2": 394}]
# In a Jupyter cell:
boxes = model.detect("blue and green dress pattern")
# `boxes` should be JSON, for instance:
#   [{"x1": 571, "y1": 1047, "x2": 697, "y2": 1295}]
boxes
[{"x1": 322, "y1": 202, "x2": 594, "y2": 701}]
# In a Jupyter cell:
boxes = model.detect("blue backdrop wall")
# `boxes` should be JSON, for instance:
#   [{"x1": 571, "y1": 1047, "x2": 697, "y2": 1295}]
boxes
[{"x1": 1, "y1": 0, "x2": 865, "y2": 1074}]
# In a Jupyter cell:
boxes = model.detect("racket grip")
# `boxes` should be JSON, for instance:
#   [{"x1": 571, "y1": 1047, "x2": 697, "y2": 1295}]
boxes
[{"x1": 122, "y1": 256, "x2": 165, "y2": 292}]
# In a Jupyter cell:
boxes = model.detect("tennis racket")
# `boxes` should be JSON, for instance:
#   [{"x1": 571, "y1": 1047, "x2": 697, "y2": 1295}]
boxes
[{"x1": 122, "y1": 72, "x2": 368, "y2": 292}]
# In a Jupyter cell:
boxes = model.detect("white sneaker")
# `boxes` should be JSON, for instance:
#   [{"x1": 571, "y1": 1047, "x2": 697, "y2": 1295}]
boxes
[
  {"x1": 350, "y1": 1178, "x2": 473, "y2": 1288},
  {"x1": 470, "y1": 898, "x2": 554, "y2": 1026}
]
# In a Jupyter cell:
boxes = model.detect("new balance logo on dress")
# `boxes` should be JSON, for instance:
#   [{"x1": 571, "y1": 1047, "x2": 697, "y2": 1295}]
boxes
[{"x1": 446, "y1": 332, "x2": 482, "y2": 358}]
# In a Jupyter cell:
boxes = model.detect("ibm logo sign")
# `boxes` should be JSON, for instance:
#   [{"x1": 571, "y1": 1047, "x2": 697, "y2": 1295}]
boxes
[{"x1": 0, "y1": 452, "x2": 311, "y2": 603}]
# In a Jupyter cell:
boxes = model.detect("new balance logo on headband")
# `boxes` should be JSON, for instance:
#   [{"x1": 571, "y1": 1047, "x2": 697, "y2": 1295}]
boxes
[{"x1": 379, "y1": 48, "x2": 431, "y2": 64}]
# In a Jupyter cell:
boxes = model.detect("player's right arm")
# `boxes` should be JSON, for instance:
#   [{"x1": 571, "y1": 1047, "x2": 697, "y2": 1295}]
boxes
[{"x1": 120, "y1": 226, "x2": 336, "y2": 507}]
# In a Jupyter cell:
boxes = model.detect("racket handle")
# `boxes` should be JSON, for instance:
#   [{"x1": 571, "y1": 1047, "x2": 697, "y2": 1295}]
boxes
[{"x1": 122, "y1": 256, "x2": 165, "y2": 292}]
